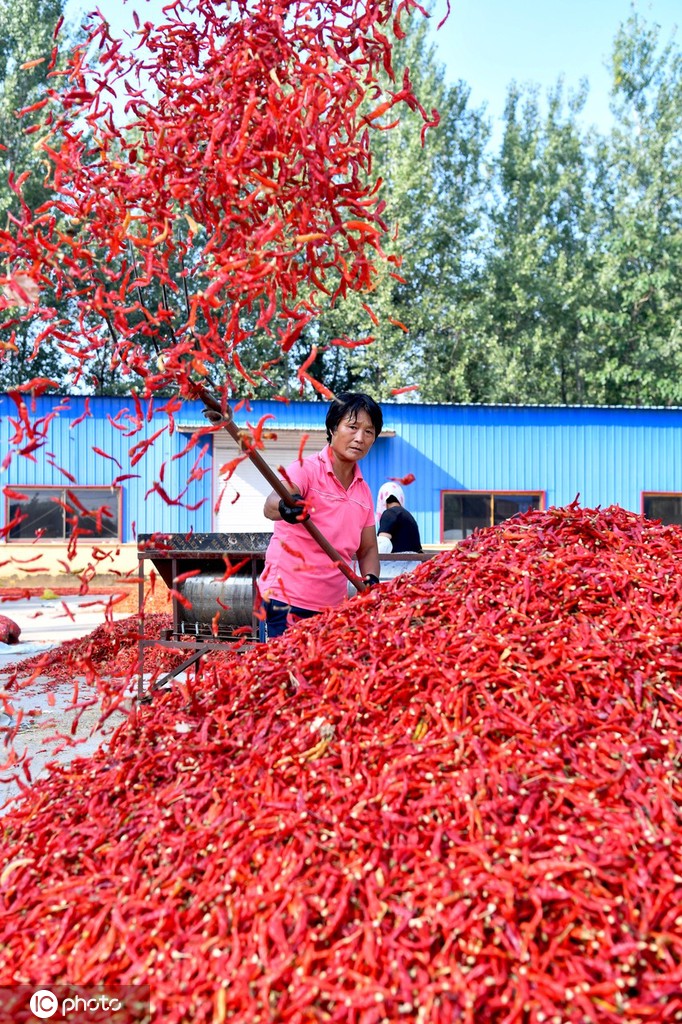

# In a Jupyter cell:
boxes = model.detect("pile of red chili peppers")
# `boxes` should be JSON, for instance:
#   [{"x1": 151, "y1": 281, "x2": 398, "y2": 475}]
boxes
[{"x1": 1, "y1": 502, "x2": 681, "y2": 1023}]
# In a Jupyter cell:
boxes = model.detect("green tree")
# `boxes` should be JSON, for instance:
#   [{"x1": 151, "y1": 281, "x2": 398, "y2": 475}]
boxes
[
  {"x1": 253, "y1": 16, "x2": 490, "y2": 403},
  {"x1": 0, "y1": 0, "x2": 77, "y2": 389},
  {"x1": 586, "y1": 14, "x2": 682, "y2": 405},
  {"x1": 475, "y1": 79, "x2": 601, "y2": 404}
]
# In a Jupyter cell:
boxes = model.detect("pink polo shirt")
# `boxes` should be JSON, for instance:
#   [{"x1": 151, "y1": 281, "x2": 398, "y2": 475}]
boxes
[{"x1": 259, "y1": 445, "x2": 375, "y2": 611}]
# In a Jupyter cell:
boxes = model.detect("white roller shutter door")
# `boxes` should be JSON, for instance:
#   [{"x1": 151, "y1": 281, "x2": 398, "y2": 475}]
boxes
[{"x1": 213, "y1": 431, "x2": 327, "y2": 533}]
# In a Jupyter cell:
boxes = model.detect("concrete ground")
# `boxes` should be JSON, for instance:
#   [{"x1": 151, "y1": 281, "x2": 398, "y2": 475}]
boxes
[{"x1": 0, "y1": 595, "x2": 135, "y2": 810}]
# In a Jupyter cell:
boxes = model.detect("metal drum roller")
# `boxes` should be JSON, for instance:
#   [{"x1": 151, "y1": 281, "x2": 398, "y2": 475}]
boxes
[
  {"x1": 180, "y1": 559, "x2": 430, "y2": 623},
  {"x1": 137, "y1": 533, "x2": 270, "y2": 697},
  {"x1": 178, "y1": 571, "x2": 256, "y2": 628}
]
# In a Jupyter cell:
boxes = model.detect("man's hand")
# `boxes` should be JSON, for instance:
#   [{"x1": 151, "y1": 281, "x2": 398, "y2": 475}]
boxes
[{"x1": 278, "y1": 492, "x2": 310, "y2": 524}]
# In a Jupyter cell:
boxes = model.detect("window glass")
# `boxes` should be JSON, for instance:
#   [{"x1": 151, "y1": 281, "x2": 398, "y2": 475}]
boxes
[
  {"x1": 8, "y1": 492, "x2": 63, "y2": 540},
  {"x1": 442, "y1": 491, "x2": 542, "y2": 542},
  {"x1": 493, "y1": 494, "x2": 541, "y2": 526},
  {"x1": 7, "y1": 487, "x2": 120, "y2": 541},
  {"x1": 643, "y1": 495, "x2": 682, "y2": 526},
  {"x1": 443, "y1": 494, "x2": 491, "y2": 541},
  {"x1": 65, "y1": 489, "x2": 119, "y2": 539}
]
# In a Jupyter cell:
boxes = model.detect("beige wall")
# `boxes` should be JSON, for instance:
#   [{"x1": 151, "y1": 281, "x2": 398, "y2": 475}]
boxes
[{"x1": 0, "y1": 542, "x2": 139, "y2": 581}]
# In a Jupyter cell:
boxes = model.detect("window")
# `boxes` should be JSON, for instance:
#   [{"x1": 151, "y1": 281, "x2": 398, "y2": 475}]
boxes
[
  {"x1": 6, "y1": 487, "x2": 121, "y2": 541},
  {"x1": 442, "y1": 491, "x2": 543, "y2": 542},
  {"x1": 642, "y1": 493, "x2": 682, "y2": 527}
]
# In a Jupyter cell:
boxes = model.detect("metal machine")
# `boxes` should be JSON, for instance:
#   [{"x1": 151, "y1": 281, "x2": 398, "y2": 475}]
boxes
[
  {"x1": 136, "y1": 531, "x2": 269, "y2": 696},
  {"x1": 137, "y1": 531, "x2": 433, "y2": 696}
]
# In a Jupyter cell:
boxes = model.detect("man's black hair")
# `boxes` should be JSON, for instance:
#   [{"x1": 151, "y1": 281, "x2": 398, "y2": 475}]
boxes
[
  {"x1": 325, "y1": 392, "x2": 383, "y2": 443},
  {"x1": 385, "y1": 494, "x2": 401, "y2": 505}
]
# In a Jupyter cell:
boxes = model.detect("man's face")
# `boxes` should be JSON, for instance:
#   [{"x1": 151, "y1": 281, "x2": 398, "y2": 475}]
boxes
[{"x1": 330, "y1": 408, "x2": 376, "y2": 462}]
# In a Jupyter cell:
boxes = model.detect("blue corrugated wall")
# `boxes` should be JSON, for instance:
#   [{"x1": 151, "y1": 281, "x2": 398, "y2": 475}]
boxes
[
  {"x1": 1, "y1": 394, "x2": 680, "y2": 545},
  {"x1": 0, "y1": 394, "x2": 214, "y2": 540}
]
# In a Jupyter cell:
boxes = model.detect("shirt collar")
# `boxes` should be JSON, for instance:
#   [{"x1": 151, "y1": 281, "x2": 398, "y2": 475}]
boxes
[{"x1": 321, "y1": 443, "x2": 363, "y2": 483}]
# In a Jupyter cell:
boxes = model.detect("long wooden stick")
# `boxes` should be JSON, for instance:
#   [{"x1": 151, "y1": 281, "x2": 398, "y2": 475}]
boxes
[
  {"x1": 194, "y1": 385, "x2": 367, "y2": 592},
  {"x1": 95, "y1": 279, "x2": 369, "y2": 594}
]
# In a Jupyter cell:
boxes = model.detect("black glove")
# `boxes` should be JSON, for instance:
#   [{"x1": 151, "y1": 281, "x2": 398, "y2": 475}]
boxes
[
  {"x1": 278, "y1": 492, "x2": 309, "y2": 524},
  {"x1": 363, "y1": 573, "x2": 381, "y2": 588}
]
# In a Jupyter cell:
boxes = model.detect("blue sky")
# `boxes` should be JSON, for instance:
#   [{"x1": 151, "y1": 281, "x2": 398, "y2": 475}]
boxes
[
  {"x1": 67, "y1": 0, "x2": 680, "y2": 136},
  {"x1": 429, "y1": 0, "x2": 680, "y2": 135}
]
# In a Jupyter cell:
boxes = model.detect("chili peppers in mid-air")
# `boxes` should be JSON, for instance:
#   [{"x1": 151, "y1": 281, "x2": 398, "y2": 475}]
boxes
[
  {"x1": 0, "y1": 0, "x2": 440, "y2": 585},
  {"x1": 1, "y1": 503, "x2": 681, "y2": 1023},
  {"x1": 0, "y1": 0, "x2": 439, "y2": 399}
]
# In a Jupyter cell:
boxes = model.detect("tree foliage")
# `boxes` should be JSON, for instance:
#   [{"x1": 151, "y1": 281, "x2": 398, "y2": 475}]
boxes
[
  {"x1": 585, "y1": 14, "x2": 682, "y2": 405},
  {"x1": 282, "y1": 10, "x2": 682, "y2": 407},
  {"x1": 0, "y1": 0, "x2": 76, "y2": 389},
  {"x1": 474, "y1": 81, "x2": 600, "y2": 405}
]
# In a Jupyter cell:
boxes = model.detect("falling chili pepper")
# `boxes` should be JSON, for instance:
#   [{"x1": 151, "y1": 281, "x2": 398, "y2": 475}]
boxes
[
  {"x1": 91, "y1": 446, "x2": 123, "y2": 469},
  {"x1": 0, "y1": 0, "x2": 438, "y2": 412}
]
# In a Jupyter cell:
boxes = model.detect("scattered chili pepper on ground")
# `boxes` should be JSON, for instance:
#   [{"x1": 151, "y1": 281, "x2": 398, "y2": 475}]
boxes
[{"x1": 3, "y1": 614, "x2": 178, "y2": 687}]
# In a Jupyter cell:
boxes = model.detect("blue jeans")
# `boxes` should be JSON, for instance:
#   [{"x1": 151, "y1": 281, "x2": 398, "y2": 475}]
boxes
[{"x1": 263, "y1": 599, "x2": 319, "y2": 639}]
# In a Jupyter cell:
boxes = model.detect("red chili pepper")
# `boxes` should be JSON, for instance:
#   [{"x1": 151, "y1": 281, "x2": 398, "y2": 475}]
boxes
[
  {"x1": 0, "y1": 0, "x2": 440, "y2": 428},
  {"x1": 91, "y1": 446, "x2": 122, "y2": 468}
]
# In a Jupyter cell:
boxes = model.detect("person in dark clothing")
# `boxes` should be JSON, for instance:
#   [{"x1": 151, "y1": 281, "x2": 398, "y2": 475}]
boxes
[{"x1": 377, "y1": 493, "x2": 422, "y2": 553}]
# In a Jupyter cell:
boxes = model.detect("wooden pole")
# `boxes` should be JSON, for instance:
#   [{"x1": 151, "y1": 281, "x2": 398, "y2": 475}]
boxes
[{"x1": 194, "y1": 385, "x2": 367, "y2": 592}]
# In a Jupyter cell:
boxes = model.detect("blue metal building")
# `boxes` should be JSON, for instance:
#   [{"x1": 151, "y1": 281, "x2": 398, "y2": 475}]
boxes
[{"x1": 1, "y1": 395, "x2": 681, "y2": 560}]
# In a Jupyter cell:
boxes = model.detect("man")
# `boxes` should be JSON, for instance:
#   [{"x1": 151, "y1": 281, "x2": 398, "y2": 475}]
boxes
[
  {"x1": 259, "y1": 392, "x2": 382, "y2": 639},
  {"x1": 377, "y1": 492, "x2": 422, "y2": 554}
]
